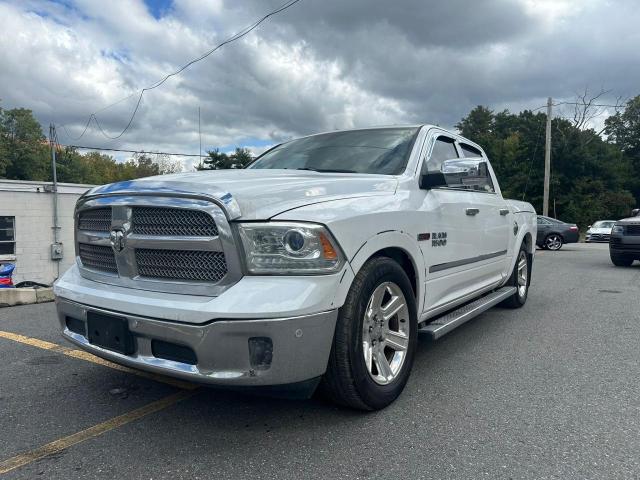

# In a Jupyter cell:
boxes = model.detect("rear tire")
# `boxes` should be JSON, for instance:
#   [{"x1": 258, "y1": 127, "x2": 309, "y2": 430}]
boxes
[
  {"x1": 500, "y1": 244, "x2": 530, "y2": 308},
  {"x1": 610, "y1": 253, "x2": 634, "y2": 267},
  {"x1": 320, "y1": 256, "x2": 417, "y2": 411}
]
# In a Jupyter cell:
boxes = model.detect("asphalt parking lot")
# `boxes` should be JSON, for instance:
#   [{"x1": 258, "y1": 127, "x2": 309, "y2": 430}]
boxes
[{"x1": 1, "y1": 242, "x2": 639, "y2": 479}]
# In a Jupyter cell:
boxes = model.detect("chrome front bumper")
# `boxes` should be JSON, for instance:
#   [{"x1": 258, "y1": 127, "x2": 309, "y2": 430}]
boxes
[{"x1": 56, "y1": 297, "x2": 338, "y2": 388}]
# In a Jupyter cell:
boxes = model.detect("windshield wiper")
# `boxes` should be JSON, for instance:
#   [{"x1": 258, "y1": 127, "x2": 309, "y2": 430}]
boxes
[{"x1": 296, "y1": 167, "x2": 357, "y2": 173}]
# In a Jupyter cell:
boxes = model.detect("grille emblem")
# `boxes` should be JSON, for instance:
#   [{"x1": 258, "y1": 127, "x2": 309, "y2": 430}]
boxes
[{"x1": 110, "y1": 229, "x2": 126, "y2": 253}]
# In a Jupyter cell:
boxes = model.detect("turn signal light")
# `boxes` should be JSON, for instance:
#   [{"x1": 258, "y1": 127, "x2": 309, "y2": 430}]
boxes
[{"x1": 319, "y1": 232, "x2": 338, "y2": 260}]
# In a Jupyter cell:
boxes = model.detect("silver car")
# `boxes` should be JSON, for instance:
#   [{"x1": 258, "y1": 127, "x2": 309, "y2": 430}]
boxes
[{"x1": 585, "y1": 220, "x2": 616, "y2": 243}]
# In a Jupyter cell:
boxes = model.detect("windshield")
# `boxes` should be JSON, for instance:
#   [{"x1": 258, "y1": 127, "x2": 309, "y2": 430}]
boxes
[
  {"x1": 593, "y1": 221, "x2": 615, "y2": 228},
  {"x1": 247, "y1": 127, "x2": 420, "y2": 175}
]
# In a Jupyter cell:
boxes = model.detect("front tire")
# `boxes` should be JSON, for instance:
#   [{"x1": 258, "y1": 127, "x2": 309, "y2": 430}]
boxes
[
  {"x1": 544, "y1": 234, "x2": 563, "y2": 251},
  {"x1": 320, "y1": 256, "x2": 417, "y2": 410},
  {"x1": 610, "y1": 253, "x2": 634, "y2": 267},
  {"x1": 500, "y1": 245, "x2": 530, "y2": 308}
]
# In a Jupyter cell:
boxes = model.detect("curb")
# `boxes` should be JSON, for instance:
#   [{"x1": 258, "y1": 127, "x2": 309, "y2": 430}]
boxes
[{"x1": 0, "y1": 288, "x2": 54, "y2": 308}]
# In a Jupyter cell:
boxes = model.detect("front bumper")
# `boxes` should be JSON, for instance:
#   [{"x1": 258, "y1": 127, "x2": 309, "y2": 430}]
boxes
[
  {"x1": 56, "y1": 297, "x2": 338, "y2": 388},
  {"x1": 610, "y1": 235, "x2": 640, "y2": 256},
  {"x1": 585, "y1": 233, "x2": 610, "y2": 242}
]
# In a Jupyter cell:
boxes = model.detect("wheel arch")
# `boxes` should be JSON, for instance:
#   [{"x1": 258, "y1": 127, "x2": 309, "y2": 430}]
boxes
[
  {"x1": 522, "y1": 231, "x2": 534, "y2": 254},
  {"x1": 336, "y1": 231, "x2": 425, "y2": 313}
]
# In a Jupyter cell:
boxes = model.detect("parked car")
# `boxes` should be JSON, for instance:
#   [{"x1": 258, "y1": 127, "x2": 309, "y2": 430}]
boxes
[
  {"x1": 610, "y1": 209, "x2": 640, "y2": 266},
  {"x1": 536, "y1": 215, "x2": 579, "y2": 250},
  {"x1": 585, "y1": 220, "x2": 616, "y2": 243},
  {"x1": 53, "y1": 125, "x2": 537, "y2": 410}
]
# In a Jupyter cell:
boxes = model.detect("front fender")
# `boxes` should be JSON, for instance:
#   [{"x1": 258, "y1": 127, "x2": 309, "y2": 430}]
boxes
[
  {"x1": 333, "y1": 230, "x2": 426, "y2": 313},
  {"x1": 504, "y1": 212, "x2": 537, "y2": 280}
]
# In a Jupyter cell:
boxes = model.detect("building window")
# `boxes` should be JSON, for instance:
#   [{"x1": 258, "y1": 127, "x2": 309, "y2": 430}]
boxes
[{"x1": 0, "y1": 216, "x2": 15, "y2": 256}]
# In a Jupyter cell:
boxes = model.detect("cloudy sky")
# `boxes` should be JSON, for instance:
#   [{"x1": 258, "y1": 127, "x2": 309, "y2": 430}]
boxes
[{"x1": 0, "y1": 0, "x2": 637, "y2": 169}]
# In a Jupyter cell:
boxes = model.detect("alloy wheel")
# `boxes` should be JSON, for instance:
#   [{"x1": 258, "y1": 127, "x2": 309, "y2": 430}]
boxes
[
  {"x1": 545, "y1": 234, "x2": 562, "y2": 250},
  {"x1": 362, "y1": 282, "x2": 410, "y2": 385},
  {"x1": 516, "y1": 250, "x2": 528, "y2": 297}
]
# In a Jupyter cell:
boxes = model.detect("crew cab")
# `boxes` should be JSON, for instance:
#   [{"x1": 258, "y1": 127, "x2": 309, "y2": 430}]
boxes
[
  {"x1": 610, "y1": 209, "x2": 640, "y2": 266},
  {"x1": 53, "y1": 125, "x2": 537, "y2": 410}
]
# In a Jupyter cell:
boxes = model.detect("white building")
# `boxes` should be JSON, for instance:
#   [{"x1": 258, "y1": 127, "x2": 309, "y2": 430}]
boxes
[{"x1": 0, "y1": 179, "x2": 93, "y2": 285}]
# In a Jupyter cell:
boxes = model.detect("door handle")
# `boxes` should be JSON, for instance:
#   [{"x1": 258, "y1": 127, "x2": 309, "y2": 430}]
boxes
[
  {"x1": 499, "y1": 208, "x2": 510, "y2": 216},
  {"x1": 466, "y1": 208, "x2": 480, "y2": 216}
]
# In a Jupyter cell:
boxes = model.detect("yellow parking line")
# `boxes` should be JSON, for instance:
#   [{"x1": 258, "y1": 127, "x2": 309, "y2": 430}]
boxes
[
  {"x1": 0, "y1": 330, "x2": 197, "y2": 390},
  {"x1": 0, "y1": 389, "x2": 196, "y2": 475}
]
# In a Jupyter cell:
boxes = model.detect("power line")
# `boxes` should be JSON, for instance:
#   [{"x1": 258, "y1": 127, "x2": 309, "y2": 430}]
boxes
[
  {"x1": 62, "y1": 144, "x2": 205, "y2": 158},
  {"x1": 59, "y1": 0, "x2": 305, "y2": 141},
  {"x1": 530, "y1": 101, "x2": 624, "y2": 112}
]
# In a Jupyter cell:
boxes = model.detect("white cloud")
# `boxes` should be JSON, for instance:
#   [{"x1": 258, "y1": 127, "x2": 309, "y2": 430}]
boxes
[{"x1": 0, "y1": 0, "x2": 638, "y2": 171}]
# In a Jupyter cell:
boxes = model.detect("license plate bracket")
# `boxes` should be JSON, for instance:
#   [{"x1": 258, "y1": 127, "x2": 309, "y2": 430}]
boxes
[{"x1": 87, "y1": 311, "x2": 135, "y2": 355}]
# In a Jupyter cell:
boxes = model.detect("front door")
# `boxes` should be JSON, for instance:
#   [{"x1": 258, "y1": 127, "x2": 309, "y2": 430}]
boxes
[{"x1": 418, "y1": 134, "x2": 486, "y2": 314}]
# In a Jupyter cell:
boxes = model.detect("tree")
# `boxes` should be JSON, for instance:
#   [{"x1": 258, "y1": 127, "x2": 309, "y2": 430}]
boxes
[
  {"x1": 198, "y1": 147, "x2": 253, "y2": 170},
  {"x1": 229, "y1": 147, "x2": 253, "y2": 168},
  {"x1": 0, "y1": 107, "x2": 50, "y2": 180},
  {"x1": 605, "y1": 95, "x2": 640, "y2": 204},
  {"x1": 457, "y1": 105, "x2": 635, "y2": 228}
]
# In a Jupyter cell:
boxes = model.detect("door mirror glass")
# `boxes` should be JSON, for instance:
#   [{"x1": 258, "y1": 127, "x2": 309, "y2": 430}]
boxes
[{"x1": 421, "y1": 158, "x2": 494, "y2": 192}]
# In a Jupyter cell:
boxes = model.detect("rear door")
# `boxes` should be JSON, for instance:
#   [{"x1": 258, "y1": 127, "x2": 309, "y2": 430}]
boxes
[{"x1": 457, "y1": 142, "x2": 511, "y2": 285}]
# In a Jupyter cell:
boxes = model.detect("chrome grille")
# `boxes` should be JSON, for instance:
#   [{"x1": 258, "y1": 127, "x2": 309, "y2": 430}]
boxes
[
  {"x1": 78, "y1": 243, "x2": 118, "y2": 274},
  {"x1": 132, "y1": 207, "x2": 218, "y2": 236},
  {"x1": 75, "y1": 195, "x2": 241, "y2": 296},
  {"x1": 135, "y1": 249, "x2": 227, "y2": 282},
  {"x1": 78, "y1": 208, "x2": 112, "y2": 232}
]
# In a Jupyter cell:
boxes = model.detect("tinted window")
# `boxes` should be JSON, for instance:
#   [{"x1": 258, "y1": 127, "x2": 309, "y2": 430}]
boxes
[
  {"x1": 537, "y1": 217, "x2": 552, "y2": 225},
  {"x1": 248, "y1": 127, "x2": 419, "y2": 175},
  {"x1": 459, "y1": 143, "x2": 483, "y2": 158},
  {"x1": 426, "y1": 136, "x2": 458, "y2": 171}
]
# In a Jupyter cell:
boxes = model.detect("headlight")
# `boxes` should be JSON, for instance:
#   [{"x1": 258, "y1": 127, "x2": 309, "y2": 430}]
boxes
[
  {"x1": 237, "y1": 222, "x2": 344, "y2": 274},
  {"x1": 612, "y1": 225, "x2": 624, "y2": 235}
]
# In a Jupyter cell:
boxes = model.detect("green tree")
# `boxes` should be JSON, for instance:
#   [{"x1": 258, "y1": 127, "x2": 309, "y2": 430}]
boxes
[
  {"x1": 0, "y1": 107, "x2": 50, "y2": 180},
  {"x1": 198, "y1": 147, "x2": 253, "y2": 170},
  {"x1": 229, "y1": 147, "x2": 253, "y2": 168},
  {"x1": 457, "y1": 105, "x2": 635, "y2": 228},
  {"x1": 605, "y1": 95, "x2": 640, "y2": 203}
]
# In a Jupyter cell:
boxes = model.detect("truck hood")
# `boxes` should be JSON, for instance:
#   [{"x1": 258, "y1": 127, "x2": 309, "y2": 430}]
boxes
[
  {"x1": 616, "y1": 216, "x2": 640, "y2": 225},
  {"x1": 87, "y1": 169, "x2": 398, "y2": 220}
]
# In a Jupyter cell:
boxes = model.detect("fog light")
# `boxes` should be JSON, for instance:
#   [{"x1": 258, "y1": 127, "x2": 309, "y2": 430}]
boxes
[
  {"x1": 248, "y1": 337, "x2": 273, "y2": 371},
  {"x1": 65, "y1": 316, "x2": 86, "y2": 335}
]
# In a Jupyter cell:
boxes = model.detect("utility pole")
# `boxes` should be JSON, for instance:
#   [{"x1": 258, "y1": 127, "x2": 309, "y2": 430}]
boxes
[
  {"x1": 49, "y1": 123, "x2": 62, "y2": 277},
  {"x1": 198, "y1": 107, "x2": 202, "y2": 164},
  {"x1": 543, "y1": 97, "x2": 552, "y2": 217},
  {"x1": 49, "y1": 124, "x2": 59, "y2": 245}
]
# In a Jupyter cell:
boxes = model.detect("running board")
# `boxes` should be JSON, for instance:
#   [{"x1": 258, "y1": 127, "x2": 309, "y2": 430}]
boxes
[{"x1": 419, "y1": 286, "x2": 517, "y2": 339}]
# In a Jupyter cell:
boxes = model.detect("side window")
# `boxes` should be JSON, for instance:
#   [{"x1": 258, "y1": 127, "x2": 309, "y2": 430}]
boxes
[
  {"x1": 0, "y1": 216, "x2": 15, "y2": 256},
  {"x1": 537, "y1": 217, "x2": 551, "y2": 225},
  {"x1": 426, "y1": 136, "x2": 458, "y2": 172},
  {"x1": 459, "y1": 143, "x2": 482, "y2": 158}
]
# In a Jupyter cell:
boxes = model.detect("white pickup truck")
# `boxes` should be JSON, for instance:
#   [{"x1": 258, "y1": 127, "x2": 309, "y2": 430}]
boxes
[{"x1": 54, "y1": 125, "x2": 536, "y2": 410}]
